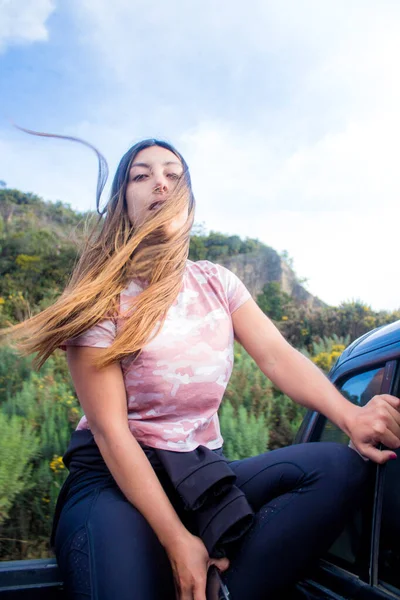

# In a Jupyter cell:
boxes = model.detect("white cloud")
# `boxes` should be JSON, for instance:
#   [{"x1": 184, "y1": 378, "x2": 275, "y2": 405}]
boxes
[
  {"x1": 179, "y1": 116, "x2": 400, "y2": 311},
  {"x1": 3, "y1": 1, "x2": 400, "y2": 312},
  {"x1": 4, "y1": 118, "x2": 397, "y2": 311},
  {"x1": 0, "y1": 0, "x2": 55, "y2": 52}
]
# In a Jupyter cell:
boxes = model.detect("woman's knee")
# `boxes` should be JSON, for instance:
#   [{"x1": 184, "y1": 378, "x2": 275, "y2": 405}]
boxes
[
  {"x1": 309, "y1": 442, "x2": 369, "y2": 496},
  {"x1": 57, "y1": 485, "x2": 176, "y2": 599}
]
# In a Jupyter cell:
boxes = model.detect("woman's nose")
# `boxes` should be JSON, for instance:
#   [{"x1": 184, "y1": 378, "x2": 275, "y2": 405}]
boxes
[{"x1": 153, "y1": 175, "x2": 168, "y2": 192}]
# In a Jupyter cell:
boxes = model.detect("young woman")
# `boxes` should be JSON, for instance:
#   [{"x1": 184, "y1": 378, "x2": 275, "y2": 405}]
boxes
[{"x1": 3, "y1": 137, "x2": 400, "y2": 600}]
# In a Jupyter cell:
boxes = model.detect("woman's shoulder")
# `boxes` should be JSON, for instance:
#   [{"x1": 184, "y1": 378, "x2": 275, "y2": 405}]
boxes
[
  {"x1": 186, "y1": 260, "x2": 251, "y2": 313},
  {"x1": 186, "y1": 259, "x2": 239, "y2": 287},
  {"x1": 186, "y1": 259, "x2": 226, "y2": 280}
]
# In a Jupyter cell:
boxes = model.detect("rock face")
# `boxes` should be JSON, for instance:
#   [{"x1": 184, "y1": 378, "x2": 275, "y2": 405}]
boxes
[{"x1": 217, "y1": 246, "x2": 326, "y2": 309}]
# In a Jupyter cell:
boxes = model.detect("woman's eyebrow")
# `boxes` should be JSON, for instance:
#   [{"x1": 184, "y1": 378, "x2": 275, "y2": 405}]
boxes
[
  {"x1": 130, "y1": 160, "x2": 182, "y2": 169},
  {"x1": 164, "y1": 161, "x2": 182, "y2": 167}
]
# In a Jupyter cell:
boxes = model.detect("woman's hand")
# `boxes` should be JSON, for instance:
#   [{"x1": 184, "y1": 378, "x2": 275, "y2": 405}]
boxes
[
  {"x1": 345, "y1": 394, "x2": 400, "y2": 463},
  {"x1": 165, "y1": 531, "x2": 229, "y2": 600}
]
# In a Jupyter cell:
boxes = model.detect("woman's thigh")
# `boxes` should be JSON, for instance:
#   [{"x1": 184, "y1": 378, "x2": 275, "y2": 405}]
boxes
[
  {"x1": 222, "y1": 443, "x2": 369, "y2": 599},
  {"x1": 228, "y1": 441, "x2": 368, "y2": 511},
  {"x1": 55, "y1": 483, "x2": 176, "y2": 600}
]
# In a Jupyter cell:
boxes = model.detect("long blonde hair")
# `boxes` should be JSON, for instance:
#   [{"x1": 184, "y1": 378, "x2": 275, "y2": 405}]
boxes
[{"x1": 0, "y1": 138, "x2": 195, "y2": 370}]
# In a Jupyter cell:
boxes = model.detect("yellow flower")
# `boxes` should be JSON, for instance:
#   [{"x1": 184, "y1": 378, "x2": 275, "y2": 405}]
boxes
[
  {"x1": 0, "y1": 297, "x2": 5, "y2": 305},
  {"x1": 50, "y1": 455, "x2": 65, "y2": 472},
  {"x1": 312, "y1": 352, "x2": 331, "y2": 371},
  {"x1": 332, "y1": 344, "x2": 345, "y2": 353},
  {"x1": 282, "y1": 316, "x2": 288, "y2": 321}
]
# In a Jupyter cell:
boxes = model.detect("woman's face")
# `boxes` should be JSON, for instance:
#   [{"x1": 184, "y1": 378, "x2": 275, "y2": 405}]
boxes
[{"x1": 125, "y1": 145, "x2": 188, "y2": 234}]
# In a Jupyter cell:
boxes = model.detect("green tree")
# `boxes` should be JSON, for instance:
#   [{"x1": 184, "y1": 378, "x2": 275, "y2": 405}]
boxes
[
  {"x1": 189, "y1": 235, "x2": 208, "y2": 261},
  {"x1": 257, "y1": 282, "x2": 293, "y2": 321}
]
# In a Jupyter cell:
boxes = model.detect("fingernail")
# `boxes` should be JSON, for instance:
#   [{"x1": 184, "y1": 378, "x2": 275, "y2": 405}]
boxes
[{"x1": 390, "y1": 453, "x2": 397, "y2": 460}]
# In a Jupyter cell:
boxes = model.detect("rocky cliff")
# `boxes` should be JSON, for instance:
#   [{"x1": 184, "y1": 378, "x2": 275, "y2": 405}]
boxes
[{"x1": 217, "y1": 246, "x2": 326, "y2": 309}]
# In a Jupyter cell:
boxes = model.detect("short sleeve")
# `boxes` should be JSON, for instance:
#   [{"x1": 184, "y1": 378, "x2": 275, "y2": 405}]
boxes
[
  {"x1": 59, "y1": 318, "x2": 117, "y2": 351},
  {"x1": 215, "y1": 264, "x2": 252, "y2": 314}
]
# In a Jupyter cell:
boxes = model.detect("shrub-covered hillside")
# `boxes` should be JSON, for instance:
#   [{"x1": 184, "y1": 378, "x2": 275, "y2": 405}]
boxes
[{"x1": 0, "y1": 188, "x2": 399, "y2": 560}]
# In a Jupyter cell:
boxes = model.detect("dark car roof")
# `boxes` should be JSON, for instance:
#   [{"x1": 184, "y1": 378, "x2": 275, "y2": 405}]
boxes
[
  {"x1": 343, "y1": 319, "x2": 400, "y2": 358},
  {"x1": 330, "y1": 319, "x2": 400, "y2": 382}
]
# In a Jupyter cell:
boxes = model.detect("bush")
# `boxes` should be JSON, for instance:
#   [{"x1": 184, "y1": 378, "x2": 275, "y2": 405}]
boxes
[
  {"x1": 0, "y1": 412, "x2": 39, "y2": 525},
  {"x1": 219, "y1": 401, "x2": 269, "y2": 460},
  {"x1": 0, "y1": 350, "x2": 81, "y2": 559}
]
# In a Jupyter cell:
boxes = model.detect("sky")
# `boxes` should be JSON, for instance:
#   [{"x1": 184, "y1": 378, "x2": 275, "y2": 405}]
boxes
[{"x1": 1, "y1": 0, "x2": 399, "y2": 311}]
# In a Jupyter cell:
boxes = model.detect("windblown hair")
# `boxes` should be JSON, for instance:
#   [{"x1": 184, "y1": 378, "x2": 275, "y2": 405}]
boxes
[{"x1": 0, "y1": 136, "x2": 195, "y2": 370}]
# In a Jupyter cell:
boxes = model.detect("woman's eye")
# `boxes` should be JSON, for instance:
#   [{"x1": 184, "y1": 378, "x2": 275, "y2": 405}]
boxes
[
  {"x1": 167, "y1": 173, "x2": 180, "y2": 180},
  {"x1": 132, "y1": 174, "x2": 147, "y2": 181}
]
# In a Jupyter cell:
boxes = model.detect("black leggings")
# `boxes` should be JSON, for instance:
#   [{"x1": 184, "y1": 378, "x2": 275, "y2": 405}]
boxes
[{"x1": 53, "y1": 442, "x2": 368, "y2": 599}]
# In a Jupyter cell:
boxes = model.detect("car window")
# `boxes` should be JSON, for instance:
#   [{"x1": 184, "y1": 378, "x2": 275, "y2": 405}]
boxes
[
  {"x1": 378, "y1": 365, "x2": 400, "y2": 594},
  {"x1": 313, "y1": 366, "x2": 385, "y2": 578},
  {"x1": 319, "y1": 367, "x2": 385, "y2": 445}
]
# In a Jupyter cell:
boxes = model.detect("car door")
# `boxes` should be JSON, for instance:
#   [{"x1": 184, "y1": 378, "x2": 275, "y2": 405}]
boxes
[
  {"x1": 373, "y1": 361, "x2": 400, "y2": 599},
  {"x1": 297, "y1": 360, "x2": 400, "y2": 600}
]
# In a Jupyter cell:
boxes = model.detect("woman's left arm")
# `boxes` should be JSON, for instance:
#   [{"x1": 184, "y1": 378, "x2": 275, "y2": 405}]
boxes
[{"x1": 232, "y1": 298, "x2": 400, "y2": 464}]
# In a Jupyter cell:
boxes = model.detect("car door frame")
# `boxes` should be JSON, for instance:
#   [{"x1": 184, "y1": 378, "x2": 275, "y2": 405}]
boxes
[{"x1": 296, "y1": 358, "x2": 399, "y2": 600}]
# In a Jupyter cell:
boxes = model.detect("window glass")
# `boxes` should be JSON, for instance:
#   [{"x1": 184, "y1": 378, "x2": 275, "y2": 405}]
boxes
[
  {"x1": 315, "y1": 367, "x2": 385, "y2": 577},
  {"x1": 319, "y1": 367, "x2": 385, "y2": 445},
  {"x1": 378, "y1": 366, "x2": 400, "y2": 593}
]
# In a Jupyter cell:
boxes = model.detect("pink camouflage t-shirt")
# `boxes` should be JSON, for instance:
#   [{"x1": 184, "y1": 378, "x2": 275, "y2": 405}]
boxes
[{"x1": 62, "y1": 260, "x2": 251, "y2": 452}]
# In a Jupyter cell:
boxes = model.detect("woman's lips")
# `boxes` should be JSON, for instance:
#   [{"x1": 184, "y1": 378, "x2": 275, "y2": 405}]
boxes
[{"x1": 149, "y1": 200, "x2": 165, "y2": 211}]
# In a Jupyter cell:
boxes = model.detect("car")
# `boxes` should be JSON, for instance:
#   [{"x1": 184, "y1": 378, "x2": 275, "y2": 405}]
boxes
[
  {"x1": 295, "y1": 319, "x2": 400, "y2": 600},
  {"x1": 1, "y1": 320, "x2": 400, "y2": 599}
]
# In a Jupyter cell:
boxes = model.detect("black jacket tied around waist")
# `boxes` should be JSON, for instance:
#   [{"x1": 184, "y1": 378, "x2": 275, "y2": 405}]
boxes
[{"x1": 51, "y1": 430, "x2": 254, "y2": 557}]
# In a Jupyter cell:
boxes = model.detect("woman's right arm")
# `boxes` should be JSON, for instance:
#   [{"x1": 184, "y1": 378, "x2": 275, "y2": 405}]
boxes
[{"x1": 66, "y1": 346, "x2": 228, "y2": 600}]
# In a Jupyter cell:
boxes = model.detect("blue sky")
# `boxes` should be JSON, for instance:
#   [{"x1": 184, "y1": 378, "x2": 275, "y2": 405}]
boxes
[{"x1": 1, "y1": 0, "x2": 400, "y2": 311}]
